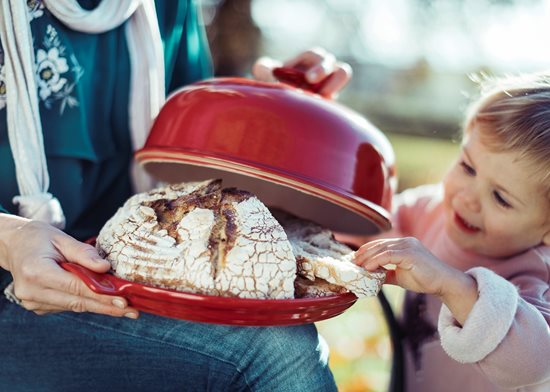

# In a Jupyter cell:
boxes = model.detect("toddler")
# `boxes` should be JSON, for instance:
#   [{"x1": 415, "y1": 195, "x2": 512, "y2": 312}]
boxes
[{"x1": 354, "y1": 72, "x2": 550, "y2": 391}]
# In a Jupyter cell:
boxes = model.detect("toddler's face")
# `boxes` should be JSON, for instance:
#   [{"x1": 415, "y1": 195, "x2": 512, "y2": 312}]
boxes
[{"x1": 442, "y1": 125, "x2": 550, "y2": 258}]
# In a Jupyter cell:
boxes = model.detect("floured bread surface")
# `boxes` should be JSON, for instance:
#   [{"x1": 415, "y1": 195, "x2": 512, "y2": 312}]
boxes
[
  {"x1": 272, "y1": 209, "x2": 386, "y2": 298},
  {"x1": 96, "y1": 180, "x2": 296, "y2": 299}
]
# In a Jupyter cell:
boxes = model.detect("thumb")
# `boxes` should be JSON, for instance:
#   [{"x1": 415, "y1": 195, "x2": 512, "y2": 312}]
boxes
[
  {"x1": 52, "y1": 234, "x2": 111, "y2": 273},
  {"x1": 251, "y1": 56, "x2": 280, "y2": 82}
]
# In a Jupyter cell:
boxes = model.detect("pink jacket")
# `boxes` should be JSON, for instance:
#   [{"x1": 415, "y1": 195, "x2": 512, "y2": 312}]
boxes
[{"x1": 389, "y1": 184, "x2": 550, "y2": 391}]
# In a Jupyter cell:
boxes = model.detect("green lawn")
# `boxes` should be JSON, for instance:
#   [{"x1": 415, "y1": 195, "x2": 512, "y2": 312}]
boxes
[
  {"x1": 316, "y1": 132, "x2": 460, "y2": 391},
  {"x1": 387, "y1": 132, "x2": 461, "y2": 191}
]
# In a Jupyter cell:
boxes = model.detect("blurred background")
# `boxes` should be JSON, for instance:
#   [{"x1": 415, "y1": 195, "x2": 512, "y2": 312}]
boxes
[{"x1": 200, "y1": 0, "x2": 549, "y2": 390}]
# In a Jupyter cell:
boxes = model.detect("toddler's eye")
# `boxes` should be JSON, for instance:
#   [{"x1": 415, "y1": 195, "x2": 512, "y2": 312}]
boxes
[
  {"x1": 460, "y1": 161, "x2": 475, "y2": 176},
  {"x1": 493, "y1": 191, "x2": 512, "y2": 208}
]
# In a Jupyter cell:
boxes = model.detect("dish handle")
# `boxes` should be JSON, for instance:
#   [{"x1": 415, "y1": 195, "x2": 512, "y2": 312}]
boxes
[
  {"x1": 272, "y1": 66, "x2": 333, "y2": 97},
  {"x1": 59, "y1": 262, "x2": 123, "y2": 296}
]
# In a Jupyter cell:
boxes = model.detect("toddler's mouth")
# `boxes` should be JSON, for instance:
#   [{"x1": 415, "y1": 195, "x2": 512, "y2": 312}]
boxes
[{"x1": 454, "y1": 212, "x2": 480, "y2": 233}]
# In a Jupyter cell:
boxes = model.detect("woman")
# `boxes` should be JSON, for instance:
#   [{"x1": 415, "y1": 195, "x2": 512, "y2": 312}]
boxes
[{"x1": 0, "y1": 1, "x2": 351, "y2": 390}]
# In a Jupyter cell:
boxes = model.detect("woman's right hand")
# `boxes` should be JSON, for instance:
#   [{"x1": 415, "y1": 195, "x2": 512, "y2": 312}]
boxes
[{"x1": 0, "y1": 215, "x2": 138, "y2": 318}]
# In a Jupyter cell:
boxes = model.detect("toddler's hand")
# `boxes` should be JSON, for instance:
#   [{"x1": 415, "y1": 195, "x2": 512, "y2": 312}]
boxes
[{"x1": 354, "y1": 237, "x2": 454, "y2": 295}]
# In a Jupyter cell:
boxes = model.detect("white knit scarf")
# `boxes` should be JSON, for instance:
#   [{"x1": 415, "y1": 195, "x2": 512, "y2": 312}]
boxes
[{"x1": 0, "y1": 0, "x2": 164, "y2": 229}]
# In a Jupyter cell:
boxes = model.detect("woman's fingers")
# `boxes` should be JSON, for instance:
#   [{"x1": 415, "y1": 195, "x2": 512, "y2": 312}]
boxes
[
  {"x1": 251, "y1": 56, "x2": 281, "y2": 82},
  {"x1": 17, "y1": 300, "x2": 65, "y2": 313},
  {"x1": 316, "y1": 62, "x2": 352, "y2": 98},
  {"x1": 51, "y1": 232, "x2": 110, "y2": 273},
  {"x1": 14, "y1": 261, "x2": 137, "y2": 317},
  {"x1": 283, "y1": 48, "x2": 335, "y2": 79},
  {"x1": 252, "y1": 47, "x2": 352, "y2": 97},
  {"x1": 282, "y1": 48, "x2": 352, "y2": 97},
  {"x1": 18, "y1": 287, "x2": 138, "y2": 318}
]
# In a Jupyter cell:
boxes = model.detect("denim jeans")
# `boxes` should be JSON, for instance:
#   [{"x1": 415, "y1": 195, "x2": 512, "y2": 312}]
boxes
[{"x1": 0, "y1": 272, "x2": 337, "y2": 392}]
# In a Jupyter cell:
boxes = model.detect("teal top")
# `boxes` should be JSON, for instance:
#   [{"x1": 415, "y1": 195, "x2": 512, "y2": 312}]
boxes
[{"x1": 0, "y1": 0, "x2": 213, "y2": 240}]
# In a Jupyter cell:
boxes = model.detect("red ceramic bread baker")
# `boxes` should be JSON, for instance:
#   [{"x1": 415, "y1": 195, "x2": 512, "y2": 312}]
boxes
[
  {"x1": 61, "y1": 68, "x2": 397, "y2": 326},
  {"x1": 136, "y1": 67, "x2": 396, "y2": 235}
]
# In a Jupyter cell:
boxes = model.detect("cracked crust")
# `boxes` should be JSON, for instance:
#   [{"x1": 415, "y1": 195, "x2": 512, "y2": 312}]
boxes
[
  {"x1": 272, "y1": 209, "x2": 386, "y2": 298},
  {"x1": 96, "y1": 180, "x2": 296, "y2": 299},
  {"x1": 96, "y1": 181, "x2": 385, "y2": 300}
]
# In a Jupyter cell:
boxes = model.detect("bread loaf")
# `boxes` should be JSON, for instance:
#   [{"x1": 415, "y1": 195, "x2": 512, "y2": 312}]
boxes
[
  {"x1": 96, "y1": 180, "x2": 385, "y2": 299},
  {"x1": 96, "y1": 180, "x2": 296, "y2": 299}
]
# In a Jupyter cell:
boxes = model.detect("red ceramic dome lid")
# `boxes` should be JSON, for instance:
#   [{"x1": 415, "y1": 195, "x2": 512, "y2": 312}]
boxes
[{"x1": 137, "y1": 71, "x2": 396, "y2": 235}]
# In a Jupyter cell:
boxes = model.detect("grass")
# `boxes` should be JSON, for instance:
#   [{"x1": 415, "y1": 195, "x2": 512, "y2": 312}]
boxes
[
  {"x1": 316, "y1": 132, "x2": 460, "y2": 391},
  {"x1": 386, "y1": 132, "x2": 461, "y2": 192}
]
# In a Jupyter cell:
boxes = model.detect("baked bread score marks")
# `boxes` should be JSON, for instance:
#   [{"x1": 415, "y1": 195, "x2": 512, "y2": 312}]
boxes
[
  {"x1": 96, "y1": 179, "x2": 386, "y2": 300},
  {"x1": 96, "y1": 180, "x2": 297, "y2": 299}
]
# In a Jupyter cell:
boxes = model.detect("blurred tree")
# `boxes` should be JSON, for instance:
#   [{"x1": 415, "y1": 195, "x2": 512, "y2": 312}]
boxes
[{"x1": 204, "y1": 0, "x2": 261, "y2": 76}]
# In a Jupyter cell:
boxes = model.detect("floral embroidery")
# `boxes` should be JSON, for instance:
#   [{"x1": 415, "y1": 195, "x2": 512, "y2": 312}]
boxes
[
  {"x1": 0, "y1": 44, "x2": 5, "y2": 111},
  {"x1": 36, "y1": 47, "x2": 69, "y2": 100},
  {"x1": 0, "y1": 2, "x2": 83, "y2": 115},
  {"x1": 38, "y1": 25, "x2": 83, "y2": 113},
  {"x1": 27, "y1": 0, "x2": 45, "y2": 21},
  {"x1": 0, "y1": 50, "x2": 5, "y2": 110}
]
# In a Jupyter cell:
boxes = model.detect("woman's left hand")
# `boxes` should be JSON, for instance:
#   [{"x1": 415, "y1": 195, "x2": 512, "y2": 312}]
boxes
[{"x1": 252, "y1": 47, "x2": 352, "y2": 98}]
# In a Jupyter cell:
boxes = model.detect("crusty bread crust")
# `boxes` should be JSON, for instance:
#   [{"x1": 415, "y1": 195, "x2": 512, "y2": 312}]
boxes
[{"x1": 97, "y1": 181, "x2": 385, "y2": 299}]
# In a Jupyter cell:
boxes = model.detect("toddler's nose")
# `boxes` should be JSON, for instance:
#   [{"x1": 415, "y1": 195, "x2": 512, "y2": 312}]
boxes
[{"x1": 458, "y1": 189, "x2": 481, "y2": 213}]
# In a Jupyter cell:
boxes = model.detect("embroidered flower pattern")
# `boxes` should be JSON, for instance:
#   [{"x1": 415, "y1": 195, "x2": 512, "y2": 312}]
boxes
[
  {"x1": 36, "y1": 47, "x2": 69, "y2": 100},
  {"x1": 27, "y1": 0, "x2": 45, "y2": 21},
  {"x1": 39, "y1": 25, "x2": 83, "y2": 113},
  {"x1": 0, "y1": 60, "x2": 6, "y2": 111},
  {"x1": 0, "y1": 1, "x2": 83, "y2": 114},
  {"x1": 0, "y1": 46, "x2": 5, "y2": 110}
]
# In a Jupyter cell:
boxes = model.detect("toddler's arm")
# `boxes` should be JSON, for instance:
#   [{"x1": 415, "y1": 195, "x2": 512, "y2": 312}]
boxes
[
  {"x1": 439, "y1": 265, "x2": 550, "y2": 388},
  {"x1": 355, "y1": 240, "x2": 550, "y2": 388}
]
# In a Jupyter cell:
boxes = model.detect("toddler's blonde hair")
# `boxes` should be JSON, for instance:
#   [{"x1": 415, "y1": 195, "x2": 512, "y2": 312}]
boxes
[{"x1": 464, "y1": 72, "x2": 550, "y2": 191}]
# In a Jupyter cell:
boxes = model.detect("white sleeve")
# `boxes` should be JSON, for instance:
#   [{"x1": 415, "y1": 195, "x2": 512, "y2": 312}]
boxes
[
  {"x1": 438, "y1": 267, "x2": 518, "y2": 363},
  {"x1": 438, "y1": 267, "x2": 550, "y2": 388}
]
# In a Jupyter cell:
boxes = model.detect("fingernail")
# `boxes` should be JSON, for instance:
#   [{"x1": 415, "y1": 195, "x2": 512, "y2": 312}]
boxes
[
  {"x1": 93, "y1": 257, "x2": 106, "y2": 263},
  {"x1": 112, "y1": 298, "x2": 126, "y2": 309},
  {"x1": 306, "y1": 69, "x2": 319, "y2": 81},
  {"x1": 124, "y1": 312, "x2": 138, "y2": 319}
]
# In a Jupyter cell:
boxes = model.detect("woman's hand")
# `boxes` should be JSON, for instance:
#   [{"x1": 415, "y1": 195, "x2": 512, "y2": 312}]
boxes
[
  {"x1": 252, "y1": 47, "x2": 352, "y2": 98},
  {"x1": 354, "y1": 237, "x2": 478, "y2": 325},
  {"x1": 0, "y1": 216, "x2": 138, "y2": 318}
]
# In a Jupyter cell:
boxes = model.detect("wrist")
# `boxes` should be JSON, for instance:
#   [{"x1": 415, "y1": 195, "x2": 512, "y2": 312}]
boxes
[
  {"x1": 0, "y1": 213, "x2": 31, "y2": 271},
  {"x1": 437, "y1": 268, "x2": 476, "y2": 299},
  {"x1": 437, "y1": 268, "x2": 479, "y2": 326}
]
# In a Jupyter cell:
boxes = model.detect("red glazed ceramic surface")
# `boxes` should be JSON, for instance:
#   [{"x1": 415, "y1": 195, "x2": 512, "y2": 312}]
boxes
[
  {"x1": 60, "y1": 262, "x2": 358, "y2": 326},
  {"x1": 137, "y1": 68, "x2": 396, "y2": 235}
]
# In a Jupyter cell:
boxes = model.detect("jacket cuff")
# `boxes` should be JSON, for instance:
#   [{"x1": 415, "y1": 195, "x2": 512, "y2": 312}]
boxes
[{"x1": 438, "y1": 267, "x2": 518, "y2": 363}]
